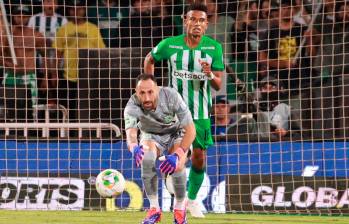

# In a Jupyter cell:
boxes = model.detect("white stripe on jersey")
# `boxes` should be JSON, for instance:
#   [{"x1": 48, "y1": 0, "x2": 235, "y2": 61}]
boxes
[
  {"x1": 170, "y1": 53, "x2": 177, "y2": 89},
  {"x1": 181, "y1": 50, "x2": 189, "y2": 106},
  {"x1": 28, "y1": 13, "x2": 67, "y2": 40},
  {"x1": 203, "y1": 55, "x2": 213, "y2": 119},
  {"x1": 203, "y1": 79, "x2": 208, "y2": 119},
  {"x1": 193, "y1": 50, "x2": 202, "y2": 119}
]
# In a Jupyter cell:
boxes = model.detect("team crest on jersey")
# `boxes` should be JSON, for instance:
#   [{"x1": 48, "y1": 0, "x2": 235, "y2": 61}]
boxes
[
  {"x1": 173, "y1": 70, "x2": 207, "y2": 80},
  {"x1": 164, "y1": 115, "x2": 174, "y2": 124}
]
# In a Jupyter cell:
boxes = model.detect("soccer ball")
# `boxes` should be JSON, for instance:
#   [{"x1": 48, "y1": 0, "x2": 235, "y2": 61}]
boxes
[{"x1": 95, "y1": 169, "x2": 126, "y2": 197}]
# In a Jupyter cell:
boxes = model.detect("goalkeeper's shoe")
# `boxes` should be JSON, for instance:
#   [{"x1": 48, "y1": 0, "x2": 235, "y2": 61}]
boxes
[
  {"x1": 173, "y1": 209, "x2": 187, "y2": 224},
  {"x1": 187, "y1": 199, "x2": 205, "y2": 218},
  {"x1": 142, "y1": 208, "x2": 162, "y2": 224}
]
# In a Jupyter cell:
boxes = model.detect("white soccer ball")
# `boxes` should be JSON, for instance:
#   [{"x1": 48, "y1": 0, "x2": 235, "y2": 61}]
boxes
[{"x1": 95, "y1": 169, "x2": 126, "y2": 197}]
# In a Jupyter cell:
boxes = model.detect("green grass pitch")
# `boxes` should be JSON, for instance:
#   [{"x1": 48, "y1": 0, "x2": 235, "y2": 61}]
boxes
[{"x1": 0, "y1": 210, "x2": 348, "y2": 224}]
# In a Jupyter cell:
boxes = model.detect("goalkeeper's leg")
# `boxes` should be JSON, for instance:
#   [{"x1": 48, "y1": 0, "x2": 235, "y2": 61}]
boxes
[
  {"x1": 141, "y1": 141, "x2": 162, "y2": 223},
  {"x1": 172, "y1": 168, "x2": 187, "y2": 224},
  {"x1": 168, "y1": 141, "x2": 188, "y2": 224}
]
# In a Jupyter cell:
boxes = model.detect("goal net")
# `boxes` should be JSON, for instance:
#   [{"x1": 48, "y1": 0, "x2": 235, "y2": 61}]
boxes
[{"x1": 0, "y1": 0, "x2": 348, "y2": 215}]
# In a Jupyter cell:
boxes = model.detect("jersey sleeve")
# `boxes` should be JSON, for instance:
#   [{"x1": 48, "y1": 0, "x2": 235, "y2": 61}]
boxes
[
  {"x1": 123, "y1": 96, "x2": 141, "y2": 130},
  {"x1": 151, "y1": 38, "x2": 169, "y2": 62},
  {"x1": 171, "y1": 90, "x2": 193, "y2": 127},
  {"x1": 212, "y1": 43, "x2": 225, "y2": 71}
]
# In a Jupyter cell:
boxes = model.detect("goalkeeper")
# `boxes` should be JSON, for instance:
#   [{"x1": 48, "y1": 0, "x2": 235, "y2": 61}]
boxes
[
  {"x1": 124, "y1": 74, "x2": 196, "y2": 224},
  {"x1": 144, "y1": 2, "x2": 224, "y2": 218}
]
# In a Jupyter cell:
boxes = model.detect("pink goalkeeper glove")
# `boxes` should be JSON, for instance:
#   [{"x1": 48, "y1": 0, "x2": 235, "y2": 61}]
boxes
[
  {"x1": 159, "y1": 147, "x2": 186, "y2": 175},
  {"x1": 129, "y1": 144, "x2": 144, "y2": 167}
]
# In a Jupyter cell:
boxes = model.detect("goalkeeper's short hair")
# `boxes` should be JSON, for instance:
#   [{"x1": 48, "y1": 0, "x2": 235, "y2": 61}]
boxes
[{"x1": 136, "y1": 74, "x2": 156, "y2": 84}]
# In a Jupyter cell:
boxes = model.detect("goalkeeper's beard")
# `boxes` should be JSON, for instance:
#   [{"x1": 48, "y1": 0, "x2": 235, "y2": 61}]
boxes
[{"x1": 142, "y1": 101, "x2": 154, "y2": 111}]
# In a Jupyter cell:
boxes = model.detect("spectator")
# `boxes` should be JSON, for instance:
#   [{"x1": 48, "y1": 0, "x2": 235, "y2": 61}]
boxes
[
  {"x1": 0, "y1": 5, "x2": 48, "y2": 121},
  {"x1": 259, "y1": 0, "x2": 280, "y2": 31},
  {"x1": 160, "y1": 0, "x2": 186, "y2": 35},
  {"x1": 293, "y1": 0, "x2": 311, "y2": 26},
  {"x1": 314, "y1": 0, "x2": 349, "y2": 79},
  {"x1": 293, "y1": 0, "x2": 311, "y2": 25},
  {"x1": 228, "y1": 77, "x2": 291, "y2": 139},
  {"x1": 211, "y1": 95, "x2": 236, "y2": 136},
  {"x1": 258, "y1": 0, "x2": 319, "y2": 133},
  {"x1": 28, "y1": 0, "x2": 67, "y2": 41},
  {"x1": 205, "y1": 0, "x2": 234, "y2": 59},
  {"x1": 88, "y1": 0, "x2": 129, "y2": 47},
  {"x1": 229, "y1": 0, "x2": 263, "y2": 103},
  {"x1": 307, "y1": 1, "x2": 349, "y2": 138},
  {"x1": 314, "y1": 0, "x2": 336, "y2": 35},
  {"x1": 53, "y1": 0, "x2": 105, "y2": 121},
  {"x1": 256, "y1": 77, "x2": 291, "y2": 138},
  {"x1": 119, "y1": 0, "x2": 173, "y2": 51},
  {"x1": 28, "y1": 0, "x2": 67, "y2": 105},
  {"x1": 205, "y1": 0, "x2": 234, "y2": 97},
  {"x1": 258, "y1": 0, "x2": 317, "y2": 93}
]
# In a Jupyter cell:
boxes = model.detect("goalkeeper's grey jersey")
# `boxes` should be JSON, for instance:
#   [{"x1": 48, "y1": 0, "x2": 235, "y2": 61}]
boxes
[{"x1": 124, "y1": 87, "x2": 193, "y2": 134}]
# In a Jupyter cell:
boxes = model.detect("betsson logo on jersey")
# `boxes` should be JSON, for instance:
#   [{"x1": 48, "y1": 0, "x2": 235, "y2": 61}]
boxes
[{"x1": 173, "y1": 70, "x2": 207, "y2": 80}]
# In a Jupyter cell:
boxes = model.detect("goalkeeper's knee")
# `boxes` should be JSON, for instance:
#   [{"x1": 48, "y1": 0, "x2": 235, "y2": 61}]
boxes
[
  {"x1": 141, "y1": 150, "x2": 157, "y2": 178},
  {"x1": 172, "y1": 169, "x2": 186, "y2": 201}
]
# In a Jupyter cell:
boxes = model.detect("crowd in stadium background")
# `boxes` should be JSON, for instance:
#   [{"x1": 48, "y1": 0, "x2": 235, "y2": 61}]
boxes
[{"x1": 0, "y1": 0, "x2": 348, "y2": 140}]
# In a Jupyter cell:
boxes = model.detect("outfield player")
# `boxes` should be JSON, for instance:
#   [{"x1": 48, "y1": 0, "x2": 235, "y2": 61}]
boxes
[
  {"x1": 144, "y1": 2, "x2": 224, "y2": 217},
  {"x1": 124, "y1": 74, "x2": 196, "y2": 224}
]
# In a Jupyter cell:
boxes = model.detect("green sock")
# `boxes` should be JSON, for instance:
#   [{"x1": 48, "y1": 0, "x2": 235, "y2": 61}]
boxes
[{"x1": 187, "y1": 166, "x2": 205, "y2": 200}]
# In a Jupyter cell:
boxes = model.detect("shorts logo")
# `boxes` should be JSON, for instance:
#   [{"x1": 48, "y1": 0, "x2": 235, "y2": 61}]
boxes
[{"x1": 173, "y1": 70, "x2": 208, "y2": 81}]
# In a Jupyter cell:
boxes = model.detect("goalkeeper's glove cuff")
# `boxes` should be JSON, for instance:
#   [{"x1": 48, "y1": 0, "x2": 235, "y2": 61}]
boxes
[
  {"x1": 128, "y1": 143, "x2": 138, "y2": 154},
  {"x1": 174, "y1": 147, "x2": 186, "y2": 160}
]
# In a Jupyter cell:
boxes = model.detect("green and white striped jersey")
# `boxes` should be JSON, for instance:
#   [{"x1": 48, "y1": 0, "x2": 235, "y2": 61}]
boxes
[{"x1": 151, "y1": 34, "x2": 224, "y2": 120}]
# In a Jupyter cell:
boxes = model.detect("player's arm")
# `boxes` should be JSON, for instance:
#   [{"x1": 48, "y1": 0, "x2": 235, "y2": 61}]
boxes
[
  {"x1": 144, "y1": 52, "x2": 155, "y2": 75},
  {"x1": 200, "y1": 60, "x2": 224, "y2": 91},
  {"x1": 211, "y1": 70, "x2": 223, "y2": 91},
  {"x1": 125, "y1": 127, "x2": 138, "y2": 151},
  {"x1": 144, "y1": 39, "x2": 169, "y2": 75},
  {"x1": 179, "y1": 122, "x2": 196, "y2": 150},
  {"x1": 201, "y1": 43, "x2": 225, "y2": 90},
  {"x1": 124, "y1": 111, "x2": 144, "y2": 167},
  {"x1": 124, "y1": 111, "x2": 139, "y2": 152}
]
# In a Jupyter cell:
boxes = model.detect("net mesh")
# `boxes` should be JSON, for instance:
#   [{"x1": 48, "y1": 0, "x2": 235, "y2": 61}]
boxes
[{"x1": 0, "y1": 0, "x2": 348, "y2": 215}]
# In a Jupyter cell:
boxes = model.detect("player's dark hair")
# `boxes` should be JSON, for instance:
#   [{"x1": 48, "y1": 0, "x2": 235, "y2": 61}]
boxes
[
  {"x1": 185, "y1": 2, "x2": 208, "y2": 14},
  {"x1": 136, "y1": 74, "x2": 156, "y2": 84}
]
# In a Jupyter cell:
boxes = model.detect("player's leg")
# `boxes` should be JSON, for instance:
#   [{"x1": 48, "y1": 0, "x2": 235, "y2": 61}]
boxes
[
  {"x1": 187, "y1": 119, "x2": 213, "y2": 218},
  {"x1": 168, "y1": 139, "x2": 188, "y2": 224},
  {"x1": 188, "y1": 148, "x2": 206, "y2": 200},
  {"x1": 187, "y1": 147, "x2": 206, "y2": 218},
  {"x1": 140, "y1": 137, "x2": 162, "y2": 224}
]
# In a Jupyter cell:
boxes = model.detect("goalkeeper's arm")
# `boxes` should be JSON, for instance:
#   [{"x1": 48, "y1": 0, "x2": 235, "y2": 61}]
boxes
[
  {"x1": 126, "y1": 128, "x2": 138, "y2": 152},
  {"x1": 180, "y1": 122, "x2": 196, "y2": 151}
]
